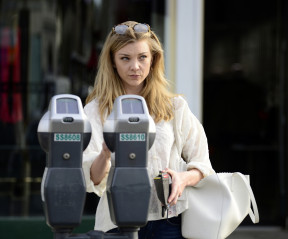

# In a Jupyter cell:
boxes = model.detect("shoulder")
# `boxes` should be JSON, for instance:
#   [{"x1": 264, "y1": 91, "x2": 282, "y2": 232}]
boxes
[
  {"x1": 172, "y1": 95, "x2": 189, "y2": 112},
  {"x1": 84, "y1": 98, "x2": 104, "y2": 128},
  {"x1": 84, "y1": 98, "x2": 99, "y2": 108},
  {"x1": 84, "y1": 98, "x2": 100, "y2": 117},
  {"x1": 172, "y1": 95, "x2": 200, "y2": 125}
]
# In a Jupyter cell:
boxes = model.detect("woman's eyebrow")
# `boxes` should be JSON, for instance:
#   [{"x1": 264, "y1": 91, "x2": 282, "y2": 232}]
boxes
[
  {"x1": 139, "y1": 51, "x2": 149, "y2": 54},
  {"x1": 117, "y1": 51, "x2": 149, "y2": 56}
]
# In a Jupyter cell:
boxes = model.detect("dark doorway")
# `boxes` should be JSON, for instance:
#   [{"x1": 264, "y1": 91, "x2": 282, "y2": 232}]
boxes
[{"x1": 204, "y1": 0, "x2": 288, "y2": 226}]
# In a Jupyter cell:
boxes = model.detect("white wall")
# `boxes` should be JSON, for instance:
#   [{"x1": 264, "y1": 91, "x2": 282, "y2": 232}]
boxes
[{"x1": 165, "y1": 0, "x2": 204, "y2": 121}]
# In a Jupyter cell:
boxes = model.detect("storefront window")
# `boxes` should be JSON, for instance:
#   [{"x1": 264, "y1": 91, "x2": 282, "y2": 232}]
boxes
[{"x1": 0, "y1": 0, "x2": 165, "y2": 218}]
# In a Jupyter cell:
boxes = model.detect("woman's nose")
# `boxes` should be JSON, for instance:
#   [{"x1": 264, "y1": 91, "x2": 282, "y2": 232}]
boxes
[{"x1": 130, "y1": 59, "x2": 140, "y2": 70}]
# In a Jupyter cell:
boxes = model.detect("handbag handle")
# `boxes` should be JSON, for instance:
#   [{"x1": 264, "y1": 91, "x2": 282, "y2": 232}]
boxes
[{"x1": 233, "y1": 172, "x2": 260, "y2": 223}]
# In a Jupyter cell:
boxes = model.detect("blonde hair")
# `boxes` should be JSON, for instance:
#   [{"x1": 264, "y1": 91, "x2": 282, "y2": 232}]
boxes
[{"x1": 86, "y1": 21, "x2": 177, "y2": 123}]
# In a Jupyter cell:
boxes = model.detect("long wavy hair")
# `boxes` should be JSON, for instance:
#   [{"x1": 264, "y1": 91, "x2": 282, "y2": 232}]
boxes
[{"x1": 86, "y1": 21, "x2": 177, "y2": 123}]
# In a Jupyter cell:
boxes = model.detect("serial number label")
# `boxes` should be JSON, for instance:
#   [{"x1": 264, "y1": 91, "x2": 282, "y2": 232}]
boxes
[
  {"x1": 54, "y1": 133, "x2": 81, "y2": 142},
  {"x1": 120, "y1": 133, "x2": 146, "y2": 142}
]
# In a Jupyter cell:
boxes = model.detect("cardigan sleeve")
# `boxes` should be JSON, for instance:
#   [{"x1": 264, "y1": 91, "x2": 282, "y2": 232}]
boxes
[
  {"x1": 82, "y1": 100, "x2": 110, "y2": 197},
  {"x1": 173, "y1": 96, "x2": 215, "y2": 177}
]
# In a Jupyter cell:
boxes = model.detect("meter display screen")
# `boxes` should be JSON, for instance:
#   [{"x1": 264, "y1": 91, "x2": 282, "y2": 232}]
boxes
[
  {"x1": 122, "y1": 99, "x2": 144, "y2": 114},
  {"x1": 56, "y1": 98, "x2": 79, "y2": 114}
]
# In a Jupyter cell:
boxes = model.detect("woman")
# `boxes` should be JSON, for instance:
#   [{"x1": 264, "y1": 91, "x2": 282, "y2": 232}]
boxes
[{"x1": 83, "y1": 21, "x2": 214, "y2": 239}]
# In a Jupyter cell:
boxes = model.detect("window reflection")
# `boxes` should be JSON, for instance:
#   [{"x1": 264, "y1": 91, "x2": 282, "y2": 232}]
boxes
[{"x1": 0, "y1": 0, "x2": 162, "y2": 217}]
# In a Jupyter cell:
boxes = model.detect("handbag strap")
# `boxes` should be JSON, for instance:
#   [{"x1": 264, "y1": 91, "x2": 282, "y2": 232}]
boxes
[{"x1": 233, "y1": 172, "x2": 259, "y2": 223}]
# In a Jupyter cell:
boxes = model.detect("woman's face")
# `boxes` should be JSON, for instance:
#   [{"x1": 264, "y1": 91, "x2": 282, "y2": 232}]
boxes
[{"x1": 114, "y1": 40, "x2": 152, "y2": 95}]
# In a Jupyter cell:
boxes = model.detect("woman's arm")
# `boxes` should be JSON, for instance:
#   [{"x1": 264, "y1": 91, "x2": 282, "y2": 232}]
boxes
[
  {"x1": 90, "y1": 142, "x2": 111, "y2": 185},
  {"x1": 82, "y1": 100, "x2": 112, "y2": 195},
  {"x1": 165, "y1": 97, "x2": 214, "y2": 206}
]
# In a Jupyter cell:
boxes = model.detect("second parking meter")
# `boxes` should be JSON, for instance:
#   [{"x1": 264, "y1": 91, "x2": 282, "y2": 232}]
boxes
[
  {"x1": 103, "y1": 95, "x2": 156, "y2": 231},
  {"x1": 37, "y1": 94, "x2": 91, "y2": 233}
]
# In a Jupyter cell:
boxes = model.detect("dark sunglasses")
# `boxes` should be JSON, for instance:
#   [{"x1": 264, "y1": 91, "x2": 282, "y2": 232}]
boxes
[{"x1": 112, "y1": 23, "x2": 150, "y2": 35}]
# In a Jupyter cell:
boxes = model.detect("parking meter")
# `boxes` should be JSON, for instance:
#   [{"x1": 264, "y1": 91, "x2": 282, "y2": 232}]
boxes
[
  {"x1": 37, "y1": 94, "x2": 91, "y2": 233},
  {"x1": 104, "y1": 95, "x2": 156, "y2": 232}
]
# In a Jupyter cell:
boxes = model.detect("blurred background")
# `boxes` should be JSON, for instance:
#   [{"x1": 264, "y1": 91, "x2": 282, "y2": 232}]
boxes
[{"x1": 0, "y1": 0, "x2": 287, "y2": 238}]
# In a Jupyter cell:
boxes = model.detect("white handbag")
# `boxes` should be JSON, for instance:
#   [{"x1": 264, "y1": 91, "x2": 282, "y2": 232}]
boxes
[{"x1": 181, "y1": 172, "x2": 259, "y2": 239}]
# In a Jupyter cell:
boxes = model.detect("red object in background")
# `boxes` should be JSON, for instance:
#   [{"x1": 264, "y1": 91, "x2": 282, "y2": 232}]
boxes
[{"x1": 0, "y1": 27, "x2": 23, "y2": 123}]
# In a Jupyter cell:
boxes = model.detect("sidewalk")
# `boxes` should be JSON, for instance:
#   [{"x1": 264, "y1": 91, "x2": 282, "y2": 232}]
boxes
[{"x1": 228, "y1": 226, "x2": 288, "y2": 239}]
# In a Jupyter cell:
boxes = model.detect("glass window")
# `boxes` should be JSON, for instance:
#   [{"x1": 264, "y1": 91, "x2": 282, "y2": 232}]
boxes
[{"x1": 0, "y1": 0, "x2": 164, "y2": 223}]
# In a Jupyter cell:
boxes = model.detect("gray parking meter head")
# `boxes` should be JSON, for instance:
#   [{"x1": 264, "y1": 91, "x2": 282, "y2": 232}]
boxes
[
  {"x1": 37, "y1": 94, "x2": 91, "y2": 232},
  {"x1": 37, "y1": 94, "x2": 91, "y2": 154},
  {"x1": 103, "y1": 95, "x2": 156, "y2": 166}
]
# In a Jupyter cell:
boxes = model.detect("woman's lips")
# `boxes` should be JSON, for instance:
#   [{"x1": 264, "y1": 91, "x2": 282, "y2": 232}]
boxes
[{"x1": 129, "y1": 74, "x2": 141, "y2": 79}]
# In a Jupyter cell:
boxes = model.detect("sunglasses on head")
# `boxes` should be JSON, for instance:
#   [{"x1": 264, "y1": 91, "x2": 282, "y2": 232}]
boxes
[{"x1": 112, "y1": 23, "x2": 150, "y2": 35}]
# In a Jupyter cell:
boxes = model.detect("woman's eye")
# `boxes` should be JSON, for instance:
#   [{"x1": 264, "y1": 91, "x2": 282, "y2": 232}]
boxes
[
  {"x1": 121, "y1": 57, "x2": 129, "y2": 61},
  {"x1": 139, "y1": 55, "x2": 147, "y2": 60}
]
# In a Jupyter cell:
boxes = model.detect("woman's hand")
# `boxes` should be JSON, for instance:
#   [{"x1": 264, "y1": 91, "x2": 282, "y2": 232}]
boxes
[
  {"x1": 90, "y1": 142, "x2": 111, "y2": 185},
  {"x1": 163, "y1": 168, "x2": 203, "y2": 206}
]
